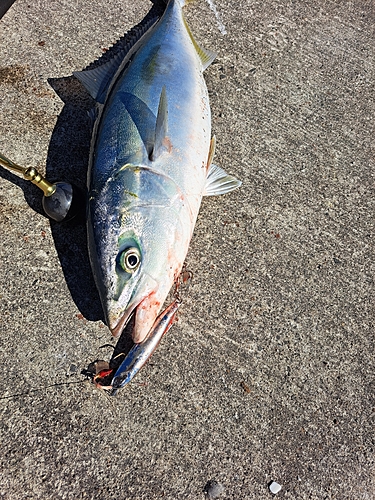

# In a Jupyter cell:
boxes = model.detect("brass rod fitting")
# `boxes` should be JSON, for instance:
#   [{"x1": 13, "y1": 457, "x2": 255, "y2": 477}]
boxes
[{"x1": 0, "y1": 152, "x2": 56, "y2": 197}]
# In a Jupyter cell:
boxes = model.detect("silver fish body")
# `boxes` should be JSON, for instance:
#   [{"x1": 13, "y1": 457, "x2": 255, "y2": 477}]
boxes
[{"x1": 75, "y1": 0, "x2": 240, "y2": 345}]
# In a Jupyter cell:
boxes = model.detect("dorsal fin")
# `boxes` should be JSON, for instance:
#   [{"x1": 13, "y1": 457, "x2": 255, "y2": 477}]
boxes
[
  {"x1": 73, "y1": 17, "x2": 159, "y2": 103},
  {"x1": 150, "y1": 86, "x2": 169, "y2": 161}
]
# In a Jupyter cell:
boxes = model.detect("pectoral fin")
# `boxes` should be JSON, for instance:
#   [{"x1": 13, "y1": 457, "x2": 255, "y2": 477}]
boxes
[
  {"x1": 150, "y1": 86, "x2": 169, "y2": 161},
  {"x1": 204, "y1": 163, "x2": 242, "y2": 196}
]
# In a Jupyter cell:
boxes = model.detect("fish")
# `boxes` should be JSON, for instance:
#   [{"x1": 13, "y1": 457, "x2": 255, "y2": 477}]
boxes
[{"x1": 74, "y1": 0, "x2": 241, "y2": 348}]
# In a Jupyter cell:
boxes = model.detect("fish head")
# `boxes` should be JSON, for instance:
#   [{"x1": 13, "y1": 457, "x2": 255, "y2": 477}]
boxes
[
  {"x1": 107, "y1": 220, "x2": 177, "y2": 343},
  {"x1": 88, "y1": 165, "x2": 191, "y2": 343}
]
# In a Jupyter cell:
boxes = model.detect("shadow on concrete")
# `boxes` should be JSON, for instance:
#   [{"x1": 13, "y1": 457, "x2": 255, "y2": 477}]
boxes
[
  {"x1": 44, "y1": 0, "x2": 166, "y2": 323},
  {"x1": 0, "y1": 166, "x2": 45, "y2": 217},
  {"x1": 0, "y1": 0, "x2": 17, "y2": 20},
  {"x1": 46, "y1": 75, "x2": 102, "y2": 322}
]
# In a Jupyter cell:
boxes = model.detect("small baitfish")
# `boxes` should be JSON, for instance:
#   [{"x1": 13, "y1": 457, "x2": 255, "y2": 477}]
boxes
[
  {"x1": 110, "y1": 300, "x2": 180, "y2": 395},
  {"x1": 74, "y1": 0, "x2": 241, "y2": 362}
]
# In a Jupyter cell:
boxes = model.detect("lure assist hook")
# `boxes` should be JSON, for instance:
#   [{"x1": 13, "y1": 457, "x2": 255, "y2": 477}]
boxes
[{"x1": 0, "y1": 151, "x2": 83, "y2": 222}]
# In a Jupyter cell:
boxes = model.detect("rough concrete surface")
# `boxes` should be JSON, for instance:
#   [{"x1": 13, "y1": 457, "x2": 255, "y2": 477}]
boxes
[{"x1": 0, "y1": 0, "x2": 374, "y2": 498}]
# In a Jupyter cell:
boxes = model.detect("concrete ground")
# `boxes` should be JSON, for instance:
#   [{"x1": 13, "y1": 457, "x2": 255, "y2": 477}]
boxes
[{"x1": 0, "y1": 0, "x2": 374, "y2": 498}]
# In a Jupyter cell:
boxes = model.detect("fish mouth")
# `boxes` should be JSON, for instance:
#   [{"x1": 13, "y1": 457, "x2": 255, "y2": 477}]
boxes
[
  {"x1": 108, "y1": 272, "x2": 161, "y2": 340},
  {"x1": 109, "y1": 291, "x2": 164, "y2": 343},
  {"x1": 109, "y1": 299, "x2": 139, "y2": 338}
]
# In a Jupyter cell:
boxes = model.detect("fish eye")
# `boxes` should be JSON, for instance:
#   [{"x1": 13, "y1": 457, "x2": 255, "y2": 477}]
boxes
[{"x1": 119, "y1": 247, "x2": 141, "y2": 273}]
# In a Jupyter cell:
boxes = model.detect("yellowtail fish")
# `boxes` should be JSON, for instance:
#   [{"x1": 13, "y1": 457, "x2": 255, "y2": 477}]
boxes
[{"x1": 74, "y1": 0, "x2": 241, "y2": 380}]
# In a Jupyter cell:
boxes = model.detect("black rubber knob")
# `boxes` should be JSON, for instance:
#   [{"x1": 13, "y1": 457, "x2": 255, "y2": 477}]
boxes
[{"x1": 42, "y1": 182, "x2": 85, "y2": 222}]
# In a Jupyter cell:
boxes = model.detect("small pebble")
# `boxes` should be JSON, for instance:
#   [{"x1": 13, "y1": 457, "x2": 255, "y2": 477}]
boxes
[
  {"x1": 269, "y1": 481, "x2": 282, "y2": 494},
  {"x1": 204, "y1": 480, "x2": 225, "y2": 499}
]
